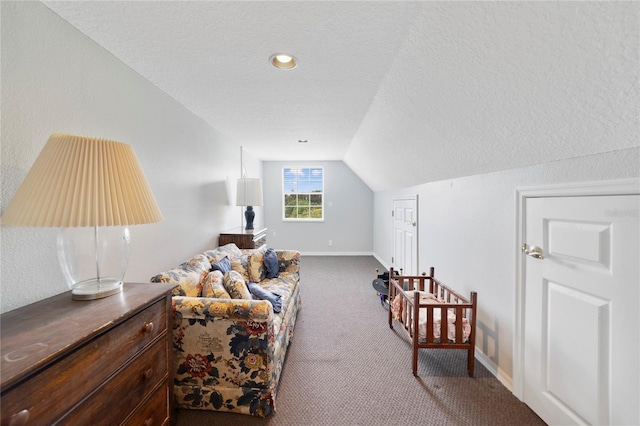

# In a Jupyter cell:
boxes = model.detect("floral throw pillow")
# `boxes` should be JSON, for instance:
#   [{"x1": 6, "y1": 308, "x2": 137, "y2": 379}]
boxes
[
  {"x1": 204, "y1": 243, "x2": 243, "y2": 264},
  {"x1": 202, "y1": 270, "x2": 231, "y2": 299},
  {"x1": 150, "y1": 253, "x2": 211, "y2": 297},
  {"x1": 223, "y1": 270, "x2": 252, "y2": 299},
  {"x1": 248, "y1": 246, "x2": 268, "y2": 282},
  {"x1": 230, "y1": 255, "x2": 250, "y2": 281}
]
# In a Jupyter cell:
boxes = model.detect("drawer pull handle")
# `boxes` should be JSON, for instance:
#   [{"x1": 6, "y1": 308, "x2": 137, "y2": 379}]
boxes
[
  {"x1": 9, "y1": 409, "x2": 30, "y2": 426},
  {"x1": 143, "y1": 322, "x2": 154, "y2": 334},
  {"x1": 143, "y1": 367, "x2": 154, "y2": 380},
  {"x1": 143, "y1": 418, "x2": 153, "y2": 426}
]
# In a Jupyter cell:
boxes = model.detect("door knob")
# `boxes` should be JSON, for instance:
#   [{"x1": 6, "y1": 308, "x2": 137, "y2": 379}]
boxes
[{"x1": 522, "y1": 243, "x2": 544, "y2": 259}]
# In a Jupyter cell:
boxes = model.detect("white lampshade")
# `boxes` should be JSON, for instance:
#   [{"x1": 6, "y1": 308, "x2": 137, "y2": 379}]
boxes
[
  {"x1": 2, "y1": 133, "x2": 163, "y2": 300},
  {"x1": 2, "y1": 133, "x2": 163, "y2": 227},
  {"x1": 236, "y1": 178, "x2": 263, "y2": 207}
]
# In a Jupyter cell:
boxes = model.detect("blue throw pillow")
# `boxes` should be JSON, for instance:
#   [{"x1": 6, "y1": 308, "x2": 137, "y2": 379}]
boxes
[
  {"x1": 247, "y1": 282, "x2": 282, "y2": 313},
  {"x1": 263, "y1": 248, "x2": 279, "y2": 278},
  {"x1": 211, "y1": 256, "x2": 232, "y2": 273}
]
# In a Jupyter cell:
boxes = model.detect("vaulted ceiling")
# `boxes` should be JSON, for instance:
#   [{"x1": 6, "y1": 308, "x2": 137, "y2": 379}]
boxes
[{"x1": 43, "y1": 1, "x2": 638, "y2": 191}]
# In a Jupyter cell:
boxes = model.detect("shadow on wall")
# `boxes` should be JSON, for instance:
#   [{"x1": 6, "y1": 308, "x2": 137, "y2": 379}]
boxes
[
  {"x1": 196, "y1": 179, "x2": 237, "y2": 248},
  {"x1": 199, "y1": 180, "x2": 232, "y2": 207},
  {"x1": 198, "y1": 180, "x2": 231, "y2": 220},
  {"x1": 476, "y1": 317, "x2": 499, "y2": 366}
]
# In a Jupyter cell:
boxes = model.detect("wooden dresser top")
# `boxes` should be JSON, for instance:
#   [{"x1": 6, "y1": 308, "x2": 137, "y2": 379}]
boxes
[
  {"x1": 219, "y1": 226, "x2": 267, "y2": 236},
  {"x1": 0, "y1": 282, "x2": 175, "y2": 391}
]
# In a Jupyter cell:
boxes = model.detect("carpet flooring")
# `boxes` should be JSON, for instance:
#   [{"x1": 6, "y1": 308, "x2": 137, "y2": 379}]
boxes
[{"x1": 175, "y1": 255, "x2": 545, "y2": 425}]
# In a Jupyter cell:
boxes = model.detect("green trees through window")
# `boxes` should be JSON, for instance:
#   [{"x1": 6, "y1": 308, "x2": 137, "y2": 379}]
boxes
[{"x1": 283, "y1": 167, "x2": 323, "y2": 221}]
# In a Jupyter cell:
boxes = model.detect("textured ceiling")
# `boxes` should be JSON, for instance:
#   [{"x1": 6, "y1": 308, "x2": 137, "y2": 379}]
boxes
[{"x1": 44, "y1": 1, "x2": 638, "y2": 191}]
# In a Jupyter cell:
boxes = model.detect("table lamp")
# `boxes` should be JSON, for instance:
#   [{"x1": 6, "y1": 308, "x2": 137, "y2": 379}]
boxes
[
  {"x1": 236, "y1": 177, "x2": 263, "y2": 230},
  {"x1": 1, "y1": 134, "x2": 163, "y2": 300}
]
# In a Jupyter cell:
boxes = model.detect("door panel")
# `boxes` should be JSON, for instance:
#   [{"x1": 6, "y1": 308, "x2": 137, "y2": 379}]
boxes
[
  {"x1": 403, "y1": 229, "x2": 415, "y2": 275},
  {"x1": 546, "y1": 281, "x2": 610, "y2": 425},
  {"x1": 523, "y1": 195, "x2": 638, "y2": 426},
  {"x1": 547, "y1": 220, "x2": 611, "y2": 267}
]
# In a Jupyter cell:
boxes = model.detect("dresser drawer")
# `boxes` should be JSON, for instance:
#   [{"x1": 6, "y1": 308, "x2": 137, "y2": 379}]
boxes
[
  {"x1": 1, "y1": 300, "x2": 167, "y2": 425},
  {"x1": 123, "y1": 382, "x2": 169, "y2": 426},
  {"x1": 57, "y1": 337, "x2": 168, "y2": 425}
]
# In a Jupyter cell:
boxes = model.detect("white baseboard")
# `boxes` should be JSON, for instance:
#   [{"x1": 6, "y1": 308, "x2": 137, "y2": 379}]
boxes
[
  {"x1": 475, "y1": 349, "x2": 513, "y2": 393},
  {"x1": 296, "y1": 251, "x2": 391, "y2": 269},
  {"x1": 300, "y1": 251, "x2": 374, "y2": 256}
]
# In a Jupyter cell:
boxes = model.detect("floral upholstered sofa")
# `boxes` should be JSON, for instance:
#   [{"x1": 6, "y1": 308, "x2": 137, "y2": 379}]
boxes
[{"x1": 150, "y1": 243, "x2": 301, "y2": 417}]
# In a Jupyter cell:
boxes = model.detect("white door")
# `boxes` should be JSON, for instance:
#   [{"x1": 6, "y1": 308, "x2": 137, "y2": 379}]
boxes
[
  {"x1": 393, "y1": 196, "x2": 418, "y2": 275},
  {"x1": 523, "y1": 195, "x2": 639, "y2": 425}
]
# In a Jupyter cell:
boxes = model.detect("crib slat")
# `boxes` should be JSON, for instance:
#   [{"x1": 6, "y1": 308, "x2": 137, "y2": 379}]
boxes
[
  {"x1": 455, "y1": 306, "x2": 463, "y2": 343},
  {"x1": 426, "y1": 305, "x2": 434, "y2": 343},
  {"x1": 440, "y1": 306, "x2": 448, "y2": 343}
]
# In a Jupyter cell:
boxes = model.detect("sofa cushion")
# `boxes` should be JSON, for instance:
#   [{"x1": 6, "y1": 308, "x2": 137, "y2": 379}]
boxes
[
  {"x1": 259, "y1": 274, "x2": 297, "y2": 307},
  {"x1": 248, "y1": 246, "x2": 268, "y2": 282},
  {"x1": 203, "y1": 270, "x2": 231, "y2": 299},
  {"x1": 255, "y1": 273, "x2": 299, "y2": 338},
  {"x1": 247, "y1": 282, "x2": 282, "y2": 313},
  {"x1": 150, "y1": 253, "x2": 211, "y2": 297},
  {"x1": 204, "y1": 243, "x2": 243, "y2": 264},
  {"x1": 223, "y1": 270, "x2": 252, "y2": 299}
]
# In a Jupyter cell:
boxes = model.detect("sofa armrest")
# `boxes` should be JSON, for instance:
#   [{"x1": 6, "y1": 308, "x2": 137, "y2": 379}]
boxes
[
  {"x1": 276, "y1": 250, "x2": 300, "y2": 275},
  {"x1": 172, "y1": 296, "x2": 274, "y2": 322}
]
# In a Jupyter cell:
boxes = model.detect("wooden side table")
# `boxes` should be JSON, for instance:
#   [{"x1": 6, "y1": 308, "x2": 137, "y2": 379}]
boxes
[
  {"x1": 1, "y1": 282, "x2": 176, "y2": 426},
  {"x1": 219, "y1": 226, "x2": 267, "y2": 249}
]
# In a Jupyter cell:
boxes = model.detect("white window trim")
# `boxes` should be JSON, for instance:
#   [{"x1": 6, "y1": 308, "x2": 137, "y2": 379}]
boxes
[{"x1": 282, "y1": 166, "x2": 325, "y2": 222}]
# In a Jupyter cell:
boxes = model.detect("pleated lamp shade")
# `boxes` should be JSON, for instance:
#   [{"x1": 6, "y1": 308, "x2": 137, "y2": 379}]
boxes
[
  {"x1": 236, "y1": 178, "x2": 263, "y2": 207},
  {"x1": 2, "y1": 133, "x2": 163, "y2": 227}
]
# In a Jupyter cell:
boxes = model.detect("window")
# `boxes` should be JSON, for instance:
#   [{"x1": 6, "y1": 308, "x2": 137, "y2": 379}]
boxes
[{"x1": 283, "y1": 167, "x2": 324, "y2": 221}]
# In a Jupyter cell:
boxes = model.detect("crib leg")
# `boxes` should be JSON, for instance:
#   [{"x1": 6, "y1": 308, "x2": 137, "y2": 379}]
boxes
[{"x1": 467, "y1": 347, "x2": 475, "y2": 377}]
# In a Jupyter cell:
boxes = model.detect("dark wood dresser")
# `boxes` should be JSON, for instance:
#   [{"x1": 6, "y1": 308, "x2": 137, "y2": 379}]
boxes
[
  {"x1": 219, "y1": 226, "x2": 267, "y2": 249},
  {"x1": 1, "y1": 282, "x2": 176, "y2": 426}
]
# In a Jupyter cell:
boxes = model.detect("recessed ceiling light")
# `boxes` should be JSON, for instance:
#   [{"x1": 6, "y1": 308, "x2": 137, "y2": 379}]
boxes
[{"x1": 270, "y1": 53, "x2": 298, "y2": 70}]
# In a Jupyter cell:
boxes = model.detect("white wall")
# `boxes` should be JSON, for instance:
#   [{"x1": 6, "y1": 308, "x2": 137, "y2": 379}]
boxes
[
  {"x1": 373, "y1": 148, "x2": 640, "y2": 385},
  {"x1": 263, "y1": 161, "x2": 373, "y2": 254},
  {"x1": 0, "y1": 2, "x2": 257, "y2": 313}
]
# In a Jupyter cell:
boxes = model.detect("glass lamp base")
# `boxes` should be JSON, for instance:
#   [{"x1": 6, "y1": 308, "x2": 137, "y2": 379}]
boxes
[
  {"x1": 58, "y1": 226, "x2": 130, "y2": 301},
  {"x1": 71, "y1": 278, "x2": 123, "y2": 301}
]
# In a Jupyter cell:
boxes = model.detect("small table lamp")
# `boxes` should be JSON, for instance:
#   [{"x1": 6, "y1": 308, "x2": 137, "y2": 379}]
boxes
[
  {"x1": 1, "y1": 134, "x2": 163, "y2": 300},
  {"x1": 236, "y1": 178, "x2": 263, "y2": 230}
]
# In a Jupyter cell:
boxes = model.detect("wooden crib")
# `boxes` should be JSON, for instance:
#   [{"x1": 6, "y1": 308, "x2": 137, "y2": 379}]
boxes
[{"x1": 388, "y1": 267, "x2": 477, "y2": 377}]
